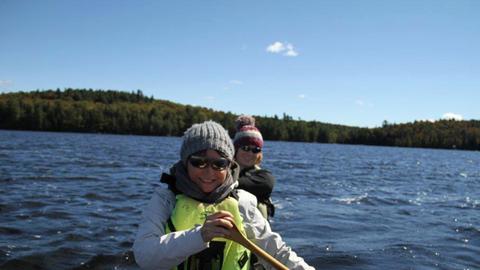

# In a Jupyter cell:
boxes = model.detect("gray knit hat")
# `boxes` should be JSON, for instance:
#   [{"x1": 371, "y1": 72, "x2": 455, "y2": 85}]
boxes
[{"x1": 180, "y1": 121, "x2": 234, "y2": 165}]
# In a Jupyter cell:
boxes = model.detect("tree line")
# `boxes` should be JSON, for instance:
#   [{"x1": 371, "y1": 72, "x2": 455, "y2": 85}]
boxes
[{"x1": 1, "y1": 89, "x2": 479, "y2": 150}]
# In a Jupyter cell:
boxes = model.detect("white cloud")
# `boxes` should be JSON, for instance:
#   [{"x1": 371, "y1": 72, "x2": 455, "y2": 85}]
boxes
[
  {"x1": 266, "y1": 41, "x2": 299, "y2": 57},
  {"x1": 266, "y1": 42, "x2": 285, "y2": 53},
  {"x1": 224, "y1": 80, "x2": 243, "y2": 91},
  {"x1": 355, "y1": 100, "x2": 365, "y2": 106},
  {"x1": 285, "y1": 49, "x2": 298, "y2": 57},
  {"x1": 229, "y1": 80, "x2": 243, "y2": 85},
  {"x1": 204, "y1": 96, "x2": 215, "y2": 101},
  {"x1": 442, "y1": 112, "x2": 463, "y2": 121},
  {"x1": 355, "y1": 99, "x2": 374, "y2": 107},
  {"x1": 298, "y1": 94, "x2": 306, "y2": 99},
  {"x1": 0, "y1": 80, "x2": 13, "y2": 87},
  {"x1": 285, "y1": 44, "x2": 298, "y2": 57}
]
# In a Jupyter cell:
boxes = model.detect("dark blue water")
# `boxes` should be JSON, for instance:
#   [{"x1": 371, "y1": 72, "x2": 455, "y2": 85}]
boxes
[{"x1": 1, "y1": 130, "x2": 479, "y2": 270}]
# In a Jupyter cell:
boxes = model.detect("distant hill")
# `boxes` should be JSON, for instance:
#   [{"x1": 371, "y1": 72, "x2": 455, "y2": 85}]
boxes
[{"x1": 1, "y1": 88, "x2": 479, "y2": 150}]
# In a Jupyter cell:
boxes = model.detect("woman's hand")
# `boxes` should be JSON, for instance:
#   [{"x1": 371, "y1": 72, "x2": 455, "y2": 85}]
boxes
[{"x1": 200, "y1": 211, "x2": 234, "y2": 242}]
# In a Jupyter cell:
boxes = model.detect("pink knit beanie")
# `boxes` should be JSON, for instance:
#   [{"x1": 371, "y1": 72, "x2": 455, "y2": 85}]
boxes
[{"x1": 233, "y1": 115, "x2": 264, "y2": 149}]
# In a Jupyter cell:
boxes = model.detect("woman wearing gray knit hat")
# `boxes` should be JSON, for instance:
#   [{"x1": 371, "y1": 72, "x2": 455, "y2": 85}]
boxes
[{"x1": 133, "y1": 121, "x2": 313, "y2": 270}]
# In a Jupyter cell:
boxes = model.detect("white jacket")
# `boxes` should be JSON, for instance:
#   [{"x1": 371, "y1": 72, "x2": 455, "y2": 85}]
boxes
[{"x1": 133, "y1": 187, "x2": 315, "y2": 270}]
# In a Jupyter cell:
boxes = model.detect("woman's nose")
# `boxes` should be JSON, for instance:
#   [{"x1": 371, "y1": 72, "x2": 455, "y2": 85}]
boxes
[{"x1": 203, "y1": 165, "x2": 217, "y2": 177}]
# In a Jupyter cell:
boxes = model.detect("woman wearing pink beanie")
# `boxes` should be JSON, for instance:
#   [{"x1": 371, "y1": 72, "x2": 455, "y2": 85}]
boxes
[{"x1": 233, "y1": 115, "x2": 275, "y2": 220}]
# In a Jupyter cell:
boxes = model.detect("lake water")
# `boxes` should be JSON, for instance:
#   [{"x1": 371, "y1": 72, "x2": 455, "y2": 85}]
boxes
[{"x1": 0, "y1": 130, "x2": 479, "y2": 270}]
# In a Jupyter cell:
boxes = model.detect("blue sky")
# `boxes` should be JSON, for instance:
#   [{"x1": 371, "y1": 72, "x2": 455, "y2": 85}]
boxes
[{"x1": 1, "y1": 0, "x2": 479, "y2": 127}]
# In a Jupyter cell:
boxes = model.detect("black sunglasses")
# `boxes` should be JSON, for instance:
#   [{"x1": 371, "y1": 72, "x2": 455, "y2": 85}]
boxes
[
  {"x1": 240, "y1": 145, "x2": 262, "y2": 154},
  {"x1": 188, "y1": 155, "x2": 231, "y2": 171}
]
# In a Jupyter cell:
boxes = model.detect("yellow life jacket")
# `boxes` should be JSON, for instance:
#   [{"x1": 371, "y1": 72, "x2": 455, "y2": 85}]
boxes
[{"x1": 166, "y1": 193, "x2": 251, "y2": 270}]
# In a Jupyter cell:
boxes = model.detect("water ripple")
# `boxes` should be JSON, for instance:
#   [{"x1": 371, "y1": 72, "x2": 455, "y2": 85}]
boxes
[{"x1": 1, "y1": 130, "x2": 480, "y2": 270}]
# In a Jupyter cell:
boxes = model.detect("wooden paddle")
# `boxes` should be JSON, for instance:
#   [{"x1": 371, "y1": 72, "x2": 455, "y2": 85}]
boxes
[{"x1": 225, "y1": 222, "x2": 289, "y2": 270}]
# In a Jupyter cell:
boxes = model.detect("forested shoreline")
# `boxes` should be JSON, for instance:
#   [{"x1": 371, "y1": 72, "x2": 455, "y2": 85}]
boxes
[{"x1": 1, "y1": 89, "x2": 479, "y2": 150}]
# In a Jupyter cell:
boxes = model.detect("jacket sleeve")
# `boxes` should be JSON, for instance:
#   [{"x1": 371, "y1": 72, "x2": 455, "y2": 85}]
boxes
[
  {"x1": 237, "y1": 190, "x2": 315, "y2": 270},
  {"x1": 237, "y1": 169, "x2": 275, "y2": 201},
  {"x1": 133, "y1": 188, "x2": 209, "y2": 270}
]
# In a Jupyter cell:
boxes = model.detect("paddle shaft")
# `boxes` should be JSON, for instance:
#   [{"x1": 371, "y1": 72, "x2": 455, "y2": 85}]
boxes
[
  {"x1": 239, "y1": 236, "x2": 289, "y2": 270},
  {"x1": 225, "y1": 223, "x2": 289, "y2": 270}
]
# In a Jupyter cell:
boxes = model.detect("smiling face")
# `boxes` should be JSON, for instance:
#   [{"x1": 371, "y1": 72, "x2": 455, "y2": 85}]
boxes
[
  {"x1": 187, "y1": 149, "x2": 229, "y2": 194},
  {"x1": 235, "y1": 145, "x2": 262, "y2": 169}
]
